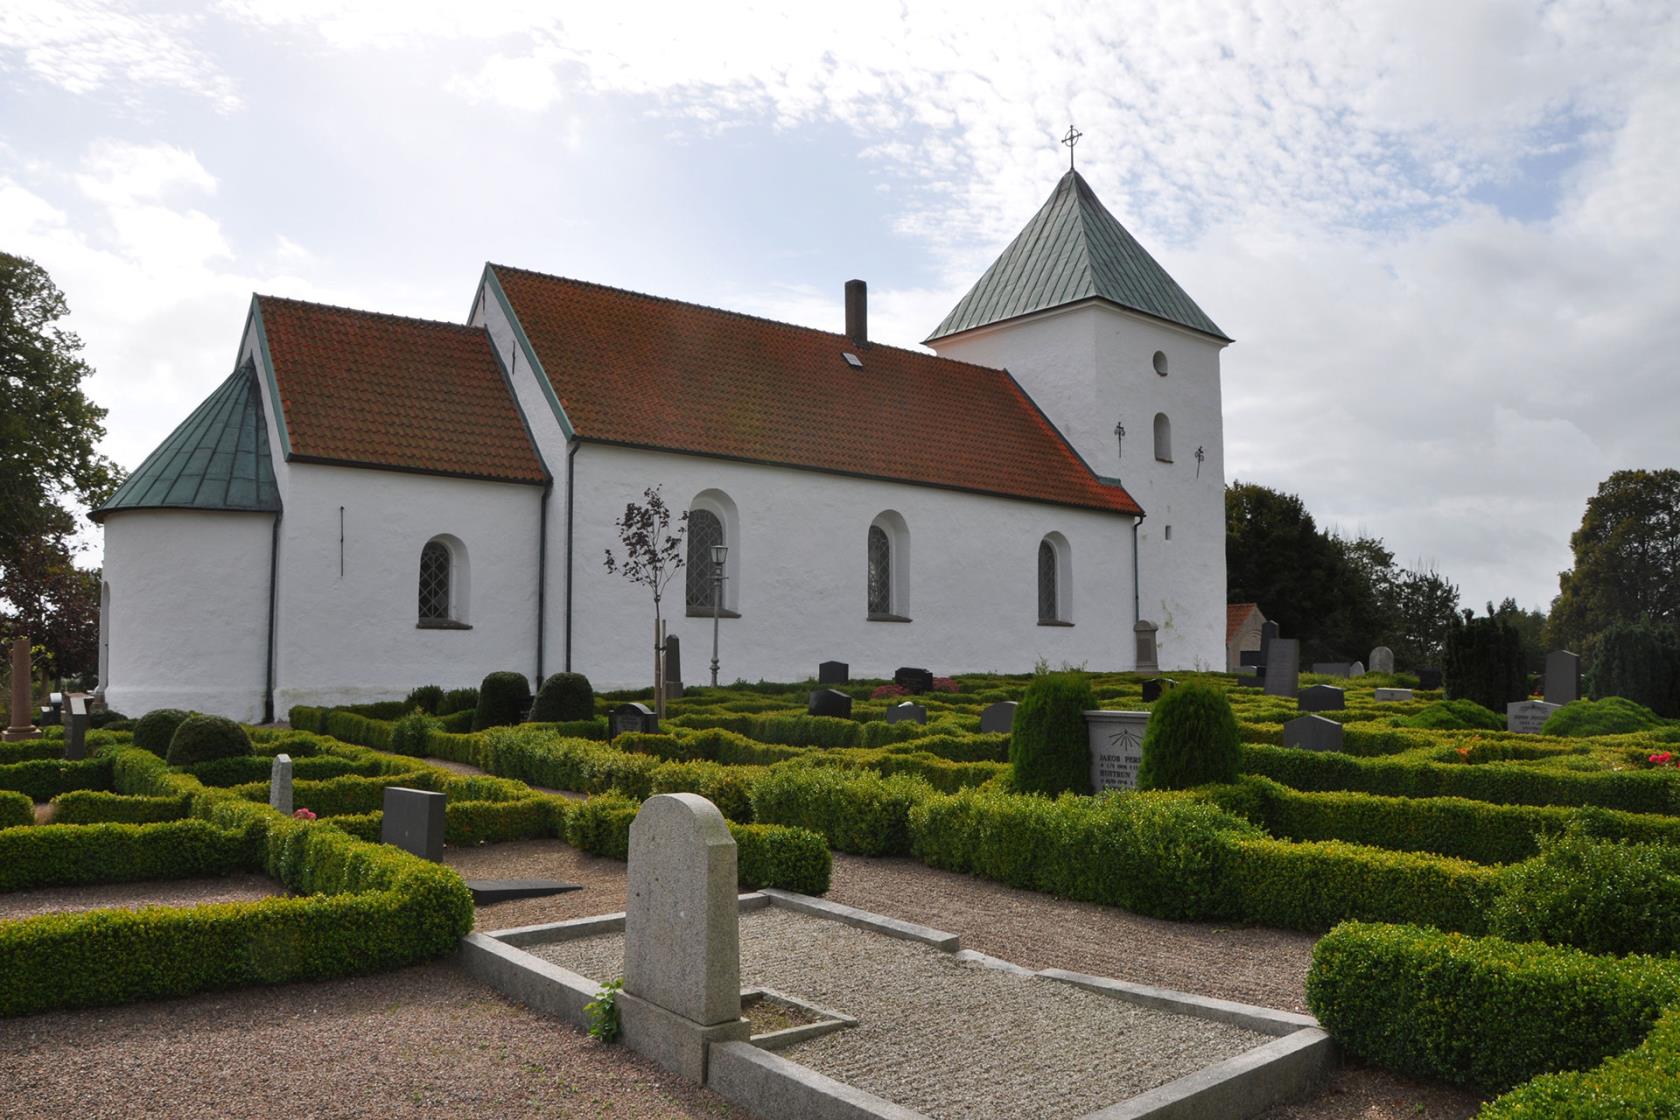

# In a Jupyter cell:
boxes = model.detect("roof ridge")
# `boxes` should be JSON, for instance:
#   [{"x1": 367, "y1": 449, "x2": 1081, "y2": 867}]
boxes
[
  {"x1": 254, "y1": 293, "x2": 487, "y2": 335},
  {"x1": 488, "y1": 263, "x2": 1011, "y2": 378}
]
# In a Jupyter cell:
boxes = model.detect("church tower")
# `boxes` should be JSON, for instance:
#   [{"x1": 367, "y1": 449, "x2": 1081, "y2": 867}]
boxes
[{"x1": 926, "y1": 167, "x2": 1230, "y2": 671}]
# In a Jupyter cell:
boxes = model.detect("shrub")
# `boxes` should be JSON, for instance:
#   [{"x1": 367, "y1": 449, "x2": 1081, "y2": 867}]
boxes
[
  {"x1": 165, "y1": 715, "x2": 253, "y2": 767},
  {"x1": 1585, "y1": 619, "x2": 1680, "y2": 718},
  {"x1": 1542, "y1": 696, "x2": 1665, "y2": 737},
  {"x1": 438, "y1": 687, "x2": 479, "y2": 716},
  {"x1": 1009, "y1": 671, "x2": 1095, "y2": 795},
  {"x1": 133, "y1": 708, "x2": 192, "y2": 756},
  {"x1": 473, "y1": 671, "x2": 532, "y2": 731},
  {"x1": 51, "y1": 790, "x2": 190, "y2": 824},
  {"x1": 0, "y1": 756, "x2": 112, "y2": 801},
  {"x1": 1479, "y1": 1006, "x2": 1680, "y2": 1118},
  {"x1": 1489, "y1": 828, "x2": 1680, "y2": 956},
  {"x1": 403, "y1": 685, "x2": 444, "y2": 715},
  {"x1": 531, "y1": 672, "x2": 595, "y2": 723},
  {"x1": 732, "y1": 823, "x2": 831, "y2": 893},
  {"x1": 1306, "y1": 921, "x2": 1680, "y2": 1092},
  {"x1": 1398, "y1": 699, "x2": 1505, "y2": 731},
  {"x1": 749, "y1": 767, "x2": 930, "y2": 856},
  {"x1": 565, "y1": 794, "x2": 639, "y2": 859},
  {"x1": 0, "y1": 819, "x2": 257, "y2": 891},
  {"x1": 0, "y1": 790, "x2": 32, "y2": 829},
  {"x1": 1443, "y1": 611, "x2": 1527, "y2": 712},
  {"x1": 389, "y1": 710, "x2": 442, "y2": 757},
  {"x1": 1137, "y1": 682, "x2": 1240, "y2": 790},
  {"x1": 88, "y1": 709, "x2": 129, "y2": 729}
]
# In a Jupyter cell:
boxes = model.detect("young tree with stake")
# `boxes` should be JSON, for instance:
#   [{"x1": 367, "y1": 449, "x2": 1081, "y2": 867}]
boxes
[{"x1": 604, "y1": 486, "x2": 685, "y2": 718}]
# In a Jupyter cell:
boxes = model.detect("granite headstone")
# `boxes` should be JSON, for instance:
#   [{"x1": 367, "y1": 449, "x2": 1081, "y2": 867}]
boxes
[
  {"x1": 893, "y1": 667, "x2": 934, "y2": 694},
  {"x1": 885, "y1": 701, "x2": 927, "y2": 725},
  {"x1": 1544, "y1": 650, "x2": 1581, "y2": 706},
  {"x1": 1142, "y1": 677, "x2": 1177, "y2": 703},
  {"x1": 979, "y1": 701, "x2": 1018, "y2": 734},
  {"x1": 63, "y1": 694, "x2": 89, "y2": 760},
  {"x1": 1373, "y1": 687, "x2": 1413, "y2": 702},
  {"x1": 1297, "y1": 684, "x2": 1346, "y2": 712},
  {"x1": 1264, "y1": 639, "x2": 1300, "y2": 697},
  {"x1": 817, "y1": 661, "x2": 849, "y2": 685},
  {"x1": 1368, "y1": 646, "x2": 1395, "y2": 675},
  {"x1": 382, "y1": 787, "x2": 446, "y2": 861},
  {"x1": 269, "y1": 753, "x2": 293, "y2": 816},
  {"x1": 808, "y1": 689, "x2": 853, "y2": 719},
  {"x1": 610, "y1": 702, "x2": 659, "y2": 738},
  {"x1": 1507, "y1": 700, "x2": 1562, "y2": 735},
  {"x1": 1283, "y1": 715, "x2": 1345, "y2": 752}
]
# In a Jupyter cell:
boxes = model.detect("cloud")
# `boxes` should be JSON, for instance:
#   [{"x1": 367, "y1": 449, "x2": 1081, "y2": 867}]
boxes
[{"x1": 446, "y1": 50, "x2": 566, "y2": 112}]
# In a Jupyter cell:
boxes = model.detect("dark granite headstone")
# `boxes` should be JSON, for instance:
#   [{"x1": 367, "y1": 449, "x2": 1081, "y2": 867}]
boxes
[
  {"x1": 884, "y1": 702, "x2": 927, "y2": 725},
  {"x1": 1417, "y1": 668, "x2": 1443, "y2": 690},
  {"x1": 1142, "y1": 677, "x2": 1178, "y2": 703},
  {"x1": 1283, "y1": 715, "x2": 1345, "y2": 752},
  {"x1": 893, "y1": 667, "x2": 934, "y2": 694},
  {"x1": 818, "y1": 661, "x2": 849, "y2": 684},
  {"x1": 663, "y1": 635, "x2": 683, "y2": 700},
  {"x1": 1260, "y1": 620, "x2": 1279, "y2": 659},
  {"x1": 1544, "y1": 650, "x2": 1581, "y2": 705},
  {"x1": 610, "y1": 702, "x2": 659, "y2": 738},
  {"x1": 808, "y1": 689, "x2": 853, "y2": 718},
  {"x1": 1297, "y1": 684, "x2": 1346, "y2": 712},
  {"x1": 1264, "y1": 639, "x2": 1300, "y2": 697},
  {"x1": 979, "y1": 701, "x2": 1017, "y2": 734},
  {"x1": 63, "y1": 694, "x2": 89, "y2": 760},
  {"x1": 382, "y1": 787, "x2": 446, "y2": 862},
  {"x1": 39, "y1": 692, "x2": 62, "y2": 726}
]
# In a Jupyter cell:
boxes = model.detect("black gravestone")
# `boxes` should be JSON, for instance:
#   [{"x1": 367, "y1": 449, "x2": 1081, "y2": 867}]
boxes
[
  {"x1": 63, "y1": 694, "x2": 89, "y2": 760},
  {"x1": 663, "y1": 635, "x2": 683, "y2": 700},
  {"x1": 809, "y1": 689, "x2": 853, "y2": 718},
  {"x1": 893, "y1": 667, "x2": 934, "y2": 694},
  {"x1": 1283, "y1": 715, "x2": 1345, "y2": 752},
  {"x1": 818, "y1": 661, "x2": 850, "y2": 684},
  {"x1": 979, "y1": 700, "x2": 1018, "y2": 734},
  {"x1": 1142, "y1": 677, "x2": 1178, "y2": 703},
  {"x1": 1297, "y1": 684, "x2": 1347, "y2": 712},
  {"x1": 1417, "y1": 668, "x2": 1443, "y2": 690},
  {"x1": 609, "y1": 702, "x2": 658, "y2": 738},
  {"x1": 382, "y1": 787, "x2": 446, "y2": 862},
  {"x1": 885, "y1": 702, "x2": 927, "y2": 725}
]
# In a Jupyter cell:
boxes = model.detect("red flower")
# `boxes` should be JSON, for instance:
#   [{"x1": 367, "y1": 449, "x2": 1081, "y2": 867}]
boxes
[
  {"x1": 931, "y1": 677, "x2": 959, "y2": 693},
  {"x1": 870, "y1": 684, "x2": 910, "y2": 700},
  {"x1": 293, "y1": 807, "x2": 317, "y2": 821},
  {"x1": 1649, "y1": 753, "x2": 1671, "y2": 765}
]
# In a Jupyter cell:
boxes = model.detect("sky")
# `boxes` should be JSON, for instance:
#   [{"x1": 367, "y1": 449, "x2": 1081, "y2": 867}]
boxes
[{"x1": 2, "y1": 0, "x2": 1677, "y2": 614}]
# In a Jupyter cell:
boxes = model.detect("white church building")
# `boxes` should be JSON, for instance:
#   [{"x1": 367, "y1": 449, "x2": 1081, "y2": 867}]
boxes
[{"x1": 93, "y1": 169, "x2": 1232, "y2": 721}]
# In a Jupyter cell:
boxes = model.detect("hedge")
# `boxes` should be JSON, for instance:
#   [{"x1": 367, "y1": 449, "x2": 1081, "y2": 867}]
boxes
[
  {"x1": 0, "y1": 739, "x2": 62, "y2": 765},
  {"x1": 1479, "y1": 1006, "x2": 1680, "y2": 1117},
  {"x1": 1306, "y1": 921, "x2": 1680, "y2": 1092},
  {"x1": 0, "y1": 819, "x2": 258, "y2": 892},
  {"x1": 0, "y1": 790, "x2": 33, "y2": 829},
  {"x1": 323, "y1": 797, "x2": 569, "y2": 846},
  {"x1": 186, "y1": 753, "x2": 377, "y2": 788},
  {"x1": 0, "y1": 756, "x2": 112, "y2": 801},
  {"x1": 50, "y1": 789, "x2": 191, "y2": 824},
  {"x1": 749, "y1": 767, "x2": 931, "y2": 856}
]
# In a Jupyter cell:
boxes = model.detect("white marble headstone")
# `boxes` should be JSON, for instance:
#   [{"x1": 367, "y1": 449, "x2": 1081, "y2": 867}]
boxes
[
  {"x1": 1507, "y1": 700, "x2": 1561, "y2": 734},
  {"x1": 269, "y1": 753, "x2": 293, "y2": 816},
  {"x1": 1085, "y1": 710, "x2": 1150, "y2": 791}
]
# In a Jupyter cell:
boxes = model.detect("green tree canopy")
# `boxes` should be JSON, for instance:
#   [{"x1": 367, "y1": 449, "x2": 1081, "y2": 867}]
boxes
[{"x1": 1549, "y1": 469, "x2": 1680, "y2": 651}]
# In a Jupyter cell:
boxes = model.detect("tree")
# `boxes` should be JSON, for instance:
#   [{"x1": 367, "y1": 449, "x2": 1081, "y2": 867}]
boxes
[
  {"x1": 1490, "y1": 597, "x2": 1548, "y2": 674},
  {"x1": 1320, "y1": 530, "x2": 1399, "y2": 661},
  {"x1": 1390, "y1": 565, "x2": 1460, "y2": 668},
  {"x1": 2, "y1": 533, "x2": 100, "y2": 680},
  {"x1": 604, "y1": 486, "x2": 685, "y2": 717},
  {"x1": 1549, "y1": 469, "x2": 1680, "y2": 651},
  {"x1": 1226, "y1": 482, "x2": 1342, "y2": 645},
  {"x1": 1443, "y1": 608, "x2": 1527, "y2": 712}
]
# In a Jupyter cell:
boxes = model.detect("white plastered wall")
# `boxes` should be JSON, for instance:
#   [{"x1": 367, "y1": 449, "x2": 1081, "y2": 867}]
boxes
[
  {"x1": 932, "y1": 301, "x2": 1229, "y2": 671},
  {"x1": 100, "y1": 510, "x2": 275, "y2": 722},
  {"x1": 565, "y1": 443, "x2": 1139, "y2": 689}
]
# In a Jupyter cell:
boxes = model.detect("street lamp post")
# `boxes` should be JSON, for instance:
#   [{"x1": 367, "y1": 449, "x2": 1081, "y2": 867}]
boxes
[{"x1": 710, "y1": 543, "x2": 728, "y2": 687}]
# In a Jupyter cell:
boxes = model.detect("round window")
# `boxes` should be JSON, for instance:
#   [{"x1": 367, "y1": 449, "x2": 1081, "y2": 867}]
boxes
[{"x1": 1153, "y1": 350, "x2": 1168, "y2": 376}]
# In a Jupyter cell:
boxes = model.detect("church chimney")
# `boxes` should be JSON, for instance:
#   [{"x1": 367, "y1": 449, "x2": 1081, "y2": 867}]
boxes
[{"x1": 845, "y1": 279, "x2": 867, "y2": 346}]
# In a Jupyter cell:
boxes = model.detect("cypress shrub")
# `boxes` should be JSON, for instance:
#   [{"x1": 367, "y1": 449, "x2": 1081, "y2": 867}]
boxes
[
  {"x1": 472, "y1": 672, "x2": 532, "y2": 731},
  {"x1": 1009, "y1": 671, "x2": 1095, "y2": 795},
  {"x1": 1136, "y1": 682, "x2": 1240, "y2": 790},
  {"x1": 531, "y1": 672, "x2": 595, "y2": 723},
  {"x1": 164, "y1": 715, "x2": 253, "y2": 767},
  {"x1": 133, "y1": 709, "x2": 191, "y2": 757},
  {"x1": 1443, "y1": 611, "x2": 1526, "y2": 712},
  {"x1": 402, "y1": 685, "x2": 444, "y2": 715},
  {"x1": 1585, "y1": 619, "x2": 1680, "y2": 717},
  {"x1": 389, "y1": 710, "x2": 442, "y2": 757}
]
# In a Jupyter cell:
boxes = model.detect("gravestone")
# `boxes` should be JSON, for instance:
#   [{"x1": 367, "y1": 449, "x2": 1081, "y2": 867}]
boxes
[
  {"x1": 63, "y1": 694, "x2": 89, "y2": 760},
  {"x1": 1085, "y1": 710, "x2": 1149, "y2": 791},
  {"x1": 40, "y1": 692, "x2": 62, "y2": 726},
  {"x1": 1417, "y1": 668, "x2": 1443, "y2": 690},
  {"x1": 382, "y1": 786, "x2": 446, "y2": 861},
  {"x1": 1544, "y1": 650, "x2": 1581, "y2": 705},
  {"x1": 1142, "y1": 677, "x2": 1177, "y2": 703},
  {"x1": 1297, "y1": 684, "x2": 1346, "y2": 712},
  {"x1": 620, "y1": 793, "x2": 749, "y2": 1080},
  {"x1": 1369, "y1": 646, "x2": 1395, "y2": 674},
  {"x1": 1259, "y1": 620, "x2": 1279, "y2": 660},
  {"x1": 1373, "y1": 687, "x2": 1413, "y2": 702},
  {"x1": 893, "y1": 667, "x2": 934, "y2": 694},
  {"x1": 808, "y1": 689, "x2": 852, "y2": 719},
  {"x1": 610, "y1": 702, "x2": 659, "y2": 738},
  {"x1": 1134, "y1": 621, "x2": 1160, "y2": 673},
  {"x1": 884, "y1": 702, "x2": 926, "y2": 725},
  {"x1": 1238, "y1": 649, "x2": 1264, "y2": 677},
  {"x1": 3, "y1": 636, "x2": 39, "y2": 742},
  {"x1": 1349, "y1": 661, "x2": 1365, "y2": 677},
  {"x1": 817, "y1": 660, "x2": 849, "y2": 684},
  {"x1": 979, "y1": 701, "x2": 1017, "y2": 734},
  {"x1": 1507, "y1": 700, "x2": 1561, "y2": 735},
  {"x1": 1312, "y1": 662, "x2": 1355, "y2": 678},
  {"x1": 1264, "y1": 639, "x2": 1300, "y2": 697},
  {"x1": 1283, "y1": 715, "x2": 1345, "y2": 752},
  {"x1": 663, "y1": 635, "x2": 683, "y2": 701},
  {"x1": 269, "y1": 753, "x2": 293, "y2": 816}
]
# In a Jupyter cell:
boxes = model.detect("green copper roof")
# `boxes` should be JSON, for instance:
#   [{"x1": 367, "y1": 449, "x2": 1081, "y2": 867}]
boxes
[
  {"x1": 93, "y1": 362, "x2": 280, "y2": 521},
  {"x1": 927, "y1": 169, "x2": 1229, "y2": 343}
]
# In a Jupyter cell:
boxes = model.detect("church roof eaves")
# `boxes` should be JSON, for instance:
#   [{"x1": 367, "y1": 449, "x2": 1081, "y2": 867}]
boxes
[
  {"x1": 490, "y1": 264, "x2": 1142, "y2": 517},
  {"x1": 92, "y1": 361, "x2": 281, "y2": 522},
  {"x1": 926, "y1": 169, "x2": 1230, "y2": 344}
]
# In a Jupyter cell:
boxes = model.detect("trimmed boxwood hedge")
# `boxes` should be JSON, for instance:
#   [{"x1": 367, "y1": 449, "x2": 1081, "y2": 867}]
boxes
[
  {"x1": 0, "y1": 790, "x2": 33, "y2": 829},
  {"x1": 1306, "y1": 921, "x2": 1680, "y2": 1092},
  {"x1": 0, "y1": 755, "x2": 112, "y2": 801},
  {"x1": 50, "y1": 789, "x2": 190, "y2": 825},
  {"x1": 0, "y1": 819, "x2": 257, "y2": 892},
  {"x1": 132, "y1": 708, "x2": 191, "y2": 756},
  {"x1": 1479, "y1": 1005, "x2": 1680, "y2": 1117},
  {"x1": 749, "y1": 767, "x2": 930, "y2": 856}
]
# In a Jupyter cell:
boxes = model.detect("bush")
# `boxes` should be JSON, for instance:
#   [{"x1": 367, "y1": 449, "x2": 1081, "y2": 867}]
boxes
[
  {"x1": 403, "y1": 685, "x2": 445, "y2": 715},
  {"x1": 389, "y1": 710, "x2": 442, "y2": 757},
  {"x1": 749, "y1": 767, "x2": 930, "y2": 856},
  {"x1": 1489, "y1": 828, "x2": 1680, "y2": 956},
  {"x1": 0, "y1": 790, "x2": 32, "y2": 829},
  {"x1": 473, "y1": 671, "x2": 532, "y2": 731},
  {"x1": 565, "y1": 794, "x2": 639, "y2": 859},
  {"x1": 165, "y1": 715, "x2": 253, "y2": 767},
  {"x1": 1398, "y1": 699, "x2": 1505, "y2": 731},
  {"x1": 1542, "y1": 696, "x2": 1665, "y2": 737},
  {"x1": 1443, "y1": 611, "x2": 1527, "y2": 712},
  {"x1": 1009, "y1": 671, "x2": 1095, "y2": 795},
  {"x1": 1585, "y1": 619, "x2": 1680, "y2": 718},
  {"x1": 438, "y1": 687, "x2": 479, "y2": 716},
  {"x1": 0, "y1": 819, "x2": 258, "y2": 892},
  {"x1": 1137, "y1": 682, "x2": 1240, "y2": 790},
  {"x1": 51, "y1": 790, "x2": 190, "y2": 824},
  {"x1": 1480, "y1": 1006, "x2": 1680, "y2": 1118},
  {"x1": 0, "y1": 756, "x2": 112, "y2": 801},
  {"x1": 133, "y1": 708, "x2": 191, "y2": 756},
  {"x1": 1306, "y1": 921, "x2": 1680, "y2": 1092},
  {"x1": 531, "y1": 672, "x2": 595, "y2": 723},
  {"x1": 733, "y1": 823, "x2": 830, "y2": 894}
]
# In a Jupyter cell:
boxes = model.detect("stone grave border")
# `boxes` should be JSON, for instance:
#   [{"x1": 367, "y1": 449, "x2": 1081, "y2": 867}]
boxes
[{"x1": 461, "y1": 889, "x2": 1332, "y2": 1120}]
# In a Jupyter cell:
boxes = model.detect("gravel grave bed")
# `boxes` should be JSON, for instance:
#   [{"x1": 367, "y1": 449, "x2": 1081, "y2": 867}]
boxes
[
  {"x1": 443, "y1": 837, "x2": 628, "y2": 930},
  {"x1": 0, "y1": 873, "x2": 283, "y2": 922},
  {"x1": 533, "y1": 906, "x2": 1272, "y2": 1120}
]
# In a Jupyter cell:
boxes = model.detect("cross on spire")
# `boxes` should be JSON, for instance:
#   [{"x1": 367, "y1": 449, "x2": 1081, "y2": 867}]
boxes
[{"x1": 1061, "y1": 124, "x2": 1083, "y2": 170}]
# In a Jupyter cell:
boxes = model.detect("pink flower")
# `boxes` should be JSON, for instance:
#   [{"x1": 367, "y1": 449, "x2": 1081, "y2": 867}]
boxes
[
  {"x1": 870, "y1": 683, "x2": 910, "y2": 700},
  {"x1": 293, "y1": 807, "x2": 317, "y2": 821},
  {"x1": 931, "y1": 677, "x2": 959, "y2": 693},
  {"x1": 1648, "y1": 753, "x2": 1671, "y2": 766}
]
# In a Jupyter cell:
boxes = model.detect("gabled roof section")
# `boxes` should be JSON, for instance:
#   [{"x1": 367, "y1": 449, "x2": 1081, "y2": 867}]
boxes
[
  {"x1": 491, "y1": 265, "x2": 1140, "y2": 516},
  {"x1": 1227, "y1": 602, "x2": 1263, "y2": 644},
  {"x1": 928, "y1": 169, "x2": 1229, "y2": 343},
  {"x1": 93, "y1": 362, "x2": 280, "y2": 521},
  {"x1": 256, "y1": 295, "x2": 546, "y2": 485}
]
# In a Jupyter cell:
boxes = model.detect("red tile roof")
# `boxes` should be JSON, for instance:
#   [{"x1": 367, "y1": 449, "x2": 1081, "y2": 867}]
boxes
[
  {"x1": 257, "y1": 296, "x2": 545, "y2": 484},
  {"x1": 1227, "y1": 602, "x2": 1262, "y2": 644},
  {"x1": 491, "y1": 266, "x2": 1141, "y2": 515}
]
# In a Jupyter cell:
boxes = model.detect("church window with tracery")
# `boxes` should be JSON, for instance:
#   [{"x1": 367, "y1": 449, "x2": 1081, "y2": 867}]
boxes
[
  {"x1": 418, "y1": 540, "x2": 452, "y2": 622},
  {"x1": 686, "y1": 508, "x2": 724, "y2": 609},
  {"x1": 867, "y1": 525, "x2": 892, "y2": 615}
]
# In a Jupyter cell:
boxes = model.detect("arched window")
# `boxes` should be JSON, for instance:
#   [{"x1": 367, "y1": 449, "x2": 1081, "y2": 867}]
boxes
[
  {"x1": 868, "y1": 526, "x2": 892, "y2": 615},
  {"x1": 1153, "y1": 412, "x2": 1172, "y2": 462},
  {"x1": 867, "y1": 511, "x2": 911, "y2": 619},
  {"x1": 1038, "y1": 540, "x2": 1057, "y2": 621},
  {"x1": 418, "y1": 535, "x2": 469, "y2": 626},
  {"x1": 686, "y1": 508, "x2": 724, "y2": 609},
  {"x1": 1038, "y1": 532, "x2": 1072, "y2": 623}
]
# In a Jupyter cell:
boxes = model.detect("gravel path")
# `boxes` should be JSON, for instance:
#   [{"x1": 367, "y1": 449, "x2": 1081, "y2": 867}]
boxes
[
  {"x1": 535, "y1": 907, "x2": 1272, "y2": 1120},
  {"x1": 0, "y1": 873, "x2": 282, "y2": 922}
]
